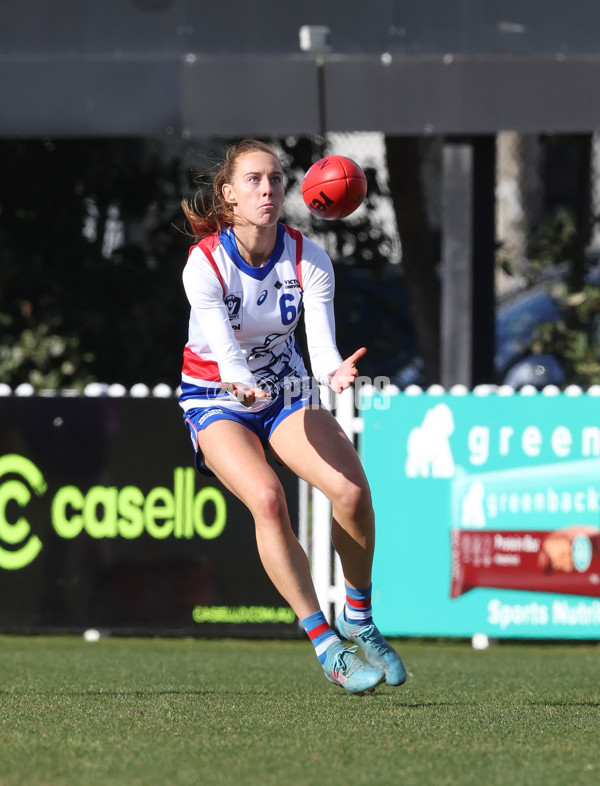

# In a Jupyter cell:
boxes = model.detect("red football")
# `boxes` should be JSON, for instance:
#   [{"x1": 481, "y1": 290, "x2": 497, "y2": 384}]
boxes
[{"x1": 301, "y1": 155, "x2": 367, "y2": 220}]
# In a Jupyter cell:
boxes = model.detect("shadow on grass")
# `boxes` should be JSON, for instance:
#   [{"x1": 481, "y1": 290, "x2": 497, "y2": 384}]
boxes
[
  {"x1": 2, "y1": 688, "x2": 598, "y2": 708},
  {"x1": 0, "y1": 688, "x2": 275, "y2": 698}
]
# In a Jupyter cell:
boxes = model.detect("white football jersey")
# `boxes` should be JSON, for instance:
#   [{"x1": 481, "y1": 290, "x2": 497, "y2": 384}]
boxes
[{"x1": 179, "y1": 223, "x2": 342, "y2": 412}]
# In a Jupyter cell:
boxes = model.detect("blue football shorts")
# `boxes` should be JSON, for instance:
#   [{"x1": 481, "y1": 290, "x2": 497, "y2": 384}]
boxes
[{"x1": 183, "y1": 380, "x2": 320, "y2": 476}]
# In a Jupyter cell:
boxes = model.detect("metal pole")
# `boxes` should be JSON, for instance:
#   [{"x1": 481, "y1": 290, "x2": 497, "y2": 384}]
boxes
[
  {"x1": 441, "y1": 136, "x2": 496, "y2": 388},
  {"x1": 316, "y1": 55, "x2": 327, "y2": 156},
  {"x1": 441, "y1": 139, "x2": 474, "y2": 388}
]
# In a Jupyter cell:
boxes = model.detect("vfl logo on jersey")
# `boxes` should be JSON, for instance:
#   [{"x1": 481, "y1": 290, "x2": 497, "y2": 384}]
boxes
[
  {"x1": 224, "y1": 293, "x2": 242, "y2": 331},
  {"x1": 257, "y1": 289, "x2": 268, "y2": 306}
]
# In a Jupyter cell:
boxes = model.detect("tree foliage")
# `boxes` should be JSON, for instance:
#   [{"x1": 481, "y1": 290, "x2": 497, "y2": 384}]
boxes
[
  {"x1": 0, "y1": 138, "x2": 190, "y2": 389},
  {"x1": 523, "y1": 207, "x2": 600, "y2": 386}
]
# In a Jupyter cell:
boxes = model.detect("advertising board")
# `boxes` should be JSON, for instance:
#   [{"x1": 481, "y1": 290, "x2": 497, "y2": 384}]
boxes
[
  {"x1": 0, "y1": 396, "x2": 297, "y2": 636},
  {"x1": 361, "y1": 390, "x2": 600, "y2": 639}
]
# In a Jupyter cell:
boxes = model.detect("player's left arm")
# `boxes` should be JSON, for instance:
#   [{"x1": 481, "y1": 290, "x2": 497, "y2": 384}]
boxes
[{"x1": 301, "y1": 239, "x2": 367, "y2": 390}]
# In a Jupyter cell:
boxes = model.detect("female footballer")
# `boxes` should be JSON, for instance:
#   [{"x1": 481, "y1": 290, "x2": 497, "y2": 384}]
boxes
[{"x1": 179, "y1": 139, "x2": 405, "y2": 695}]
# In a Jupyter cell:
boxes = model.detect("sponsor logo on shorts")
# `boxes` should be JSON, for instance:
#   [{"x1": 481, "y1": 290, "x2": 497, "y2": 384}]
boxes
[{"x1": 198, "y1": 408, "x2": 223, "y2": 425}]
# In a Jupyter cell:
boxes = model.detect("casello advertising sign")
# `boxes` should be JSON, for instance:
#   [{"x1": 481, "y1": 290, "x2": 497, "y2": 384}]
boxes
[
  {"x1": 0, "y1": 397, "x2": 296, "y2": 635},
  {"x1": 361, "y1": 391, "x2": 600, "y2": 639},
  {"x1": 0, "y1": 455, "x2": 226, "y2": 571}
]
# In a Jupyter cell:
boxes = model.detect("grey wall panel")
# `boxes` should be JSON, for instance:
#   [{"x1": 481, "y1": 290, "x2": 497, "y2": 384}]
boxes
[
  {"x1": 0, "y1": 59, "x2": 181, "y2": 137},
  {"x1": 3, "y1": 0, "x2": 600, "y2": 57},
  {"x1": 4, "y1": 54, "x2": 600, "y2": 138},
  {"x1": 324, "y1": 56, "x2": 600, "y2": 134},
  {"x1": 3, "y1": 0, "x2": 600, "y2": 137},
  {"x1": 180, "y1": 56, "x2": 320, "y2": 137}
]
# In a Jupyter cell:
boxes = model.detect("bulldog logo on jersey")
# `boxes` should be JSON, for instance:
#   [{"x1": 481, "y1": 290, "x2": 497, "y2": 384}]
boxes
[{"x1": 224, "y1": 293, "x2": 242, "y2": 331}]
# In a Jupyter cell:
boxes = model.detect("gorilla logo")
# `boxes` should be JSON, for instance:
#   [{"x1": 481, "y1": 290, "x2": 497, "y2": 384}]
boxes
[{"x1": 405, "y1": 404, "x2": 456, "y2": 478}]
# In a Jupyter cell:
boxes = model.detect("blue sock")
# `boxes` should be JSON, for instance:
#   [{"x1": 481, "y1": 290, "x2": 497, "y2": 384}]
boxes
[
  {"x1": 344, "y1": 583, "x2": 373, "y2": 625},
  {"x1": 300, "y1": 610, "x2": 340, "y2": 664}
]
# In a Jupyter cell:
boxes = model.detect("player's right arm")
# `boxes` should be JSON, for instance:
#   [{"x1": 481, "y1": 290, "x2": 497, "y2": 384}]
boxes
[{"x1": 183, "y1": 248, "x2": 268, "y2": 405}]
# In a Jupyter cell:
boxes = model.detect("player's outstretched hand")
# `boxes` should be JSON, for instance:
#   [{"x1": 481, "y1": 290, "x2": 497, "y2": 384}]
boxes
[
  {"x1": 328, "y1": 347, "x2": 367, "y2": 393},
  {"x1": 221, "y1": 382, "x2": 270, "y2": 407}
]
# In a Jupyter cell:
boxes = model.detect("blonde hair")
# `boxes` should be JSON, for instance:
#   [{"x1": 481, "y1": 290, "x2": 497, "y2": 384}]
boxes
[{"x1": 181, "y1": 139, "x2": 281, "y2": 239}]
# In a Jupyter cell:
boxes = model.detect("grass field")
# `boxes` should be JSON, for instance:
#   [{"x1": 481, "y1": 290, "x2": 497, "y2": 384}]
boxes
[{"x1": 1, "y1": 635, "x2": 599, "y2": 786}]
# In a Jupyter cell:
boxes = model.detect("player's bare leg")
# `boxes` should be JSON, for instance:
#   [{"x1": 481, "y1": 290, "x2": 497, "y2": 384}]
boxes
[
  {"x1": 269, "y1": 405, "x2": 375, "y2": 588},
  {"x1": 197, "y1": 419, "x2": 320, "y2": 621},
  {"x1": 198, "y1": 417, "x2": 385, "y2": 694},
  {"x1": 270, "y1": 405, "x2": 407, "y2": 686}
]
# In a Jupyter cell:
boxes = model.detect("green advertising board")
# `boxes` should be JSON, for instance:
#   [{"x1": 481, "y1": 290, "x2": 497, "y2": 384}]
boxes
[{"x1": 361, "y1": 390, "x2": 600, "y2": 639}]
